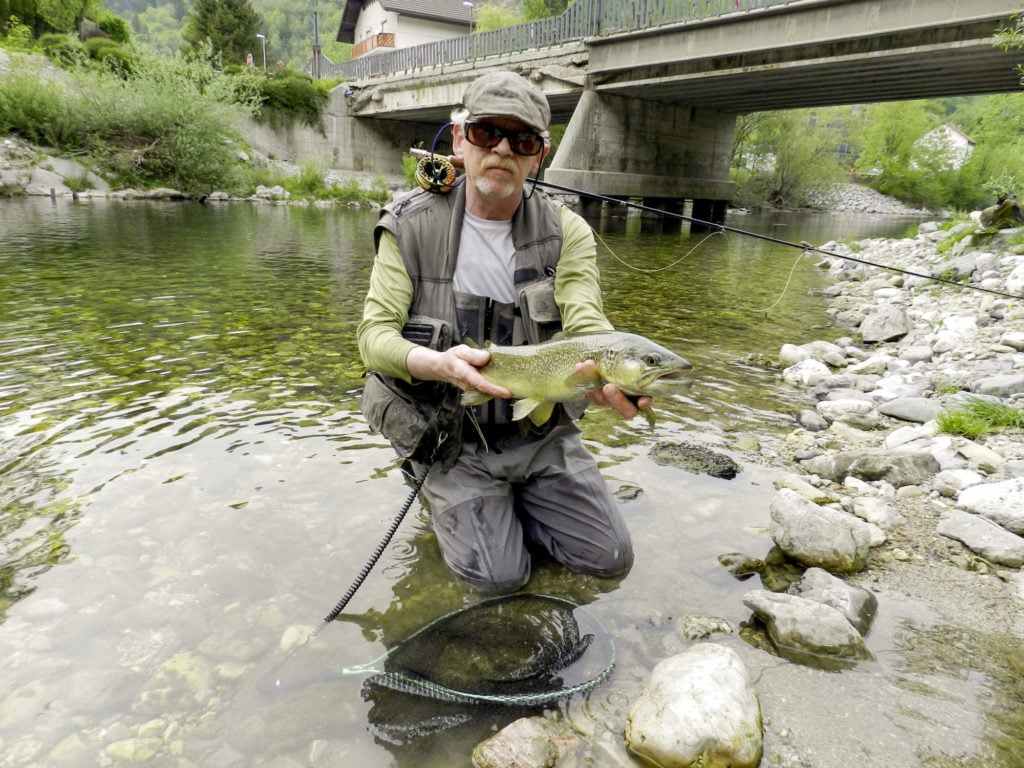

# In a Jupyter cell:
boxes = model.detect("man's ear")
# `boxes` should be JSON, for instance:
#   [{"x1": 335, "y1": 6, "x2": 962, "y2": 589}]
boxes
[{"x1": 452, "y1": 124, "x2": 465, "y2": 159}]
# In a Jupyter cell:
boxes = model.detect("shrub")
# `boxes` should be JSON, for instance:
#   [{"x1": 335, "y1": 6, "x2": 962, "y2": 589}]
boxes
[
  {"x1": 83, "y1": 36, "x2": 121, "y2": 59},
  {"x1": 38, "y1": 33, "x2": 86, "y2": 66},
  {"x1": 0, "y1": 54, "x2": 251, "y2": 195},
  {"x1": 255, "y1": 73, "x2": 329, "y2": 132},
  {"x1": 95, "y1": 10, "x2": 132, "y2": 45}
]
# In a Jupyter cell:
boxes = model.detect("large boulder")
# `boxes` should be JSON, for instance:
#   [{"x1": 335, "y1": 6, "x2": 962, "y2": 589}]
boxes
[
  {"x1": 769, "y1": 489, "x2": 875, "y2": 573},
  {"x1": 625, "y1": 644, "x2": 762, "y2": 768}
]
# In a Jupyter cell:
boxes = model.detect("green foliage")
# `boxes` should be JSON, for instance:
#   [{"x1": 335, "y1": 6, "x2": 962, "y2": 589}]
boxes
[
  {"x1": 325, "y1": 175, "x2": 389, "y2": 205},
  {"x1": 523, "y1": 0, "x2": 567, "y2": 21},
  {"x1": 64, "y1": 172, "x2": 95, "y2": 192},
  {"x1": 287, "y1": 160, "x2": 327, "y2": 197},
  {"x1": 95, "y1": 9, "x2": 132, "y2": 45},
  {"x1": 2, "y1": 14, "x2": 32, "y2": 48},
  {"x1": 33, "y1": 0, "x2": 87, "y2": 35},
  {"x1": 37, "y1": 32, "x2": 84, "y2": 64},
  {"x1": 0, "y1": 52, "x2": 253, "y2": 194},
  {"x1": 182, "y1": 0, "x2": 262, "y2": 68},
  {"x1": 134, "y1": 3, "x2": 184, "y2": 54},
  {"x1": 402, "y1": 152, "x2": 418, "y2": 188},
  {"x1": 731, "y1": 108, "x2": 847, "y2": 208},
  {"x1": 476, "y1": 2, "x2": 524, "y2": 31},
  {"x1": 937, "y1": 397, "x2": 1024, "y2": 440},
  {"x1": 253, "y1": 69, "x2": 328, "y2": 131}
]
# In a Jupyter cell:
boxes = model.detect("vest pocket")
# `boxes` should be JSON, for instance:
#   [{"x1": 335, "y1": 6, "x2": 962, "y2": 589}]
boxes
[
  {"x1": 517, "y1": 278, "x2": 562, "y2": 345},
  {"x1": 360, "y1": 372, "x2": 437, "y2": 462}
]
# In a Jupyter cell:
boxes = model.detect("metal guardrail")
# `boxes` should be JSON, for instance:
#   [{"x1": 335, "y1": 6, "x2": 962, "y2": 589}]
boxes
[{"x1": 309, "y1": 0, "x2": 798, "y2": 82}]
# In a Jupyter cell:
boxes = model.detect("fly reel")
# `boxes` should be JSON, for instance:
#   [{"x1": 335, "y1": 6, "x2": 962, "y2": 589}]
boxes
[{"x1": 415, "y1": 155, "x2": 457, "y2": 194}]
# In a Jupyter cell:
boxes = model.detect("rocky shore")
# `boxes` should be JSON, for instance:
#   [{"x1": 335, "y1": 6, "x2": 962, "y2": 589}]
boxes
[{"x1": 473, "y1": 212, "x2": 1024, "y2": 768}]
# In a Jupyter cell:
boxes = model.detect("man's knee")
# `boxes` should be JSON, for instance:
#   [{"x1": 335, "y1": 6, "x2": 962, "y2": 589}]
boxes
[
  {"x1": 571, "y1": 538, "x2": 634, "y2": 578},
  {"x1": 446, "y1": 556, "x2": 530, "y2": 595}
]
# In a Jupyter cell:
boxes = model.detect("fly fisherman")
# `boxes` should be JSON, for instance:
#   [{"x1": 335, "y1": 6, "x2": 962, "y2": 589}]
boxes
[{"x1": 357, "y1": 70, "x2": 649, "y2": 594}]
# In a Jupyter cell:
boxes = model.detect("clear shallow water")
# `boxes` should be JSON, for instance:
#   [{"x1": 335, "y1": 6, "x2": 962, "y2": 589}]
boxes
[{"x1": 2, "y1": 197, "x2": 993, "y2": 767}]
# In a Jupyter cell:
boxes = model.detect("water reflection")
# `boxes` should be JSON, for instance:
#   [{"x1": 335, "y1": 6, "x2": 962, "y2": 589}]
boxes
[{"x1": 0, "y1": 197, "x2": 957, "y2": 767}]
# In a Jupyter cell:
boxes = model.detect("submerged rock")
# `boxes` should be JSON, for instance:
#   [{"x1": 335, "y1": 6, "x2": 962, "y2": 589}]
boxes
[
  {"x1": 787, "y1": 567, "x2": 878, "y2": 636},
  {"x1": 650, "y1": 442, "x2": 741, "y2": 479},
  {"x1": 742, "y1": 590, "x2": 873, "y2": 668}
]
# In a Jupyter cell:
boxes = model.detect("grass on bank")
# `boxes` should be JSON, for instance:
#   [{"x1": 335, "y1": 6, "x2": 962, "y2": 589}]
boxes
[
  {"x1": 251, "y1": 161, "x2": 390, "y2": 205},
  {"x1": 0, "y1": 50, "x2": 380, "y2": 202},
  {"x1": 937, "y1": 396, "x2": 1024, "y2": 440}
]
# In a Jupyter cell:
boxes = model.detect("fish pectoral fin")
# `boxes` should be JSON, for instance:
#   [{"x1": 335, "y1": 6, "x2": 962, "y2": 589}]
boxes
[
  {"x1": 565, "y1": 368, "x2": 602, "y2": 391},
  {"x1": 512, "y1": 398, "x2": 556, "y2": 425},
  {"x1": 461, "y1": 389, "x2": 493, "y2": 407}
]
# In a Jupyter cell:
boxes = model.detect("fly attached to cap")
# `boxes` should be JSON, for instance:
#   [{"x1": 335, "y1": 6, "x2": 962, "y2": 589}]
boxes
[{"x1": 461, "y1": 71, "x2": 551, "y2": 135}]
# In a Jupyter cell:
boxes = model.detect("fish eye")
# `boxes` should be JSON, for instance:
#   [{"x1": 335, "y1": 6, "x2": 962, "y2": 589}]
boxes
[{"x1": 644, "y1": 354, "x2": 661, "y2": 366}]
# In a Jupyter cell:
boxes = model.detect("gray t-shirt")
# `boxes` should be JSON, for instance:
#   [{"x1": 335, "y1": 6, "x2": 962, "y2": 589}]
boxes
[{"x1": 454, "y1": 211, "x2": 516, "y2": 303}]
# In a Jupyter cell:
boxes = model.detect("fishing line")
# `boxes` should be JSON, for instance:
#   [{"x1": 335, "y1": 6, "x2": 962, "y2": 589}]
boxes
[
  {"x1": 592, "y1": 226, "x2": 727, "y2": 274},
  {"x1": 751, "y1": 246, "x2": 814, "y2": 315},
  {"x1": 535, "y1": 177, "x2": 1024, "y2": 302},
  {"x1": 410, "y1": 148, "x2": 1023, "y2": 301}
]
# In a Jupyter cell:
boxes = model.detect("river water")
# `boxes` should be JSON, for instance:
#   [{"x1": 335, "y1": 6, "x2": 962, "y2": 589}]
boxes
[{"x1": 1, "y1": 197, "x2": 975, "y2": 767}]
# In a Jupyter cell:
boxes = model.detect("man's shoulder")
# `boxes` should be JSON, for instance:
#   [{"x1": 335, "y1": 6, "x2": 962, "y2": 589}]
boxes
[{"x1": 386, "y1": 187, "x2": 456, "y2": 219}]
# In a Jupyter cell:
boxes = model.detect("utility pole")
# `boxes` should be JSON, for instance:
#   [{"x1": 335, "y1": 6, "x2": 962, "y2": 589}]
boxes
[{"x1": 312, "y1": 0, "x2": 322, "y2": 79}]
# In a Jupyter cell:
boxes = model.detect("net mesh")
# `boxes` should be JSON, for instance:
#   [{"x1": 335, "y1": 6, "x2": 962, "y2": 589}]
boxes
[{"x1": 357, "y1": 593, "x2": 615, "y2": 706}]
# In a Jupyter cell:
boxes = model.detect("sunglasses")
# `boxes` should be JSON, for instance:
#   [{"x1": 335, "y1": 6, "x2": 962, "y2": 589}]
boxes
[{"x1": 463, "y1": 120, "x2": 545, "y2": 156}]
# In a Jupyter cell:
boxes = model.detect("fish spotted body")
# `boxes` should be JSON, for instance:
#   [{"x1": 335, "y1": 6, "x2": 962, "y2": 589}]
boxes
[{"x1": 461, "y1": 331, "x2": 692, "y2": 427}]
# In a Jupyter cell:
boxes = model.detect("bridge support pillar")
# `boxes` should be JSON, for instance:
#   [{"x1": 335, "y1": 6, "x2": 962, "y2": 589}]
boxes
[
  {"x1": 643, "y1": 197, "x2": 685, "y2": 233},
  {"x1": 691, "y1": 199, "x2": 728, "y2": 233},
  {"x1": 546, "y1": 89, "x2": 736, "y2": 234}
]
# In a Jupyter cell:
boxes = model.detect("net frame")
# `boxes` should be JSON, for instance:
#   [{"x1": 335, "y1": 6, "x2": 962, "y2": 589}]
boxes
[{"x1": 342, "y1": 594, "x2": 616, "y2": 706}]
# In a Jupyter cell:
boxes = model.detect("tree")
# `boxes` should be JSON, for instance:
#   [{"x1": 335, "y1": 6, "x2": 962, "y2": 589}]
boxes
[
  {"x1": 182, "y1": 0, "x2": 263, "y2": 68},
  {"x1": 136, "y1": 3, "x2": 183, "y2": 53},
  {"x1": 856, "y1": 100, "x2": 933, "y2": 202},
  {"x1": 523, "y1": 0, "x2": 567, "y2": 21},
  {"x1": 732, "y1": 108, "x2": 848, "y2": 208}
]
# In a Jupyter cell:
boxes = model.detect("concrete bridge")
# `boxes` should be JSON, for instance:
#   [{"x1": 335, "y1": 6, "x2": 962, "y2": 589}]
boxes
[{"x1": 267, "y1": 0, "x2": 1024, "y2": 228}]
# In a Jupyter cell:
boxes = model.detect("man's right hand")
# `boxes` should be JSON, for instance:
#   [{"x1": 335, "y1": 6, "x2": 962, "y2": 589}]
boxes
[{"x1": 406, "y1": 344, "x2": 513, "y2": 399}]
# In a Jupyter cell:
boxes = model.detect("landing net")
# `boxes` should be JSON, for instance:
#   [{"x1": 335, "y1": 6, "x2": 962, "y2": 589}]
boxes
[{"x1": 345, "y1": 593, "x2": 615, "y2": 707}]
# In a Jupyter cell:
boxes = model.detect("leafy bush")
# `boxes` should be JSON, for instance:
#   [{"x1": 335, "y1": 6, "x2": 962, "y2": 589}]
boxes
[
  {"x1": 83, "y1": 36, "x2": 121, "y2": 58},
  {"x1": 38, "y1": 33, "x2": 86, "y2": 65},
  {"x1": 3, "y1": 15, "x2": 34, "y2": 49},
  {"x1": 256, "y1": 71, "x2": 327, "y2": 132},
  {"x1": 0, "y1": 53, "x2": 253, "y2": 194},
  {"x1": 95, "y1": 10, "x2": 132, "y2": 45}
]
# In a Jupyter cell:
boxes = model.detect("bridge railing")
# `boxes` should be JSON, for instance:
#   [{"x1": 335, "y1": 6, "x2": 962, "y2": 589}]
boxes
[{"x1": 312, "y1": 0, "x2": 798, "y2": 82}]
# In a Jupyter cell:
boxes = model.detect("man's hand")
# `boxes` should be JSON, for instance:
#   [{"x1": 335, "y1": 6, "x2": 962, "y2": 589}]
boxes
[
  {"x1": 406, "y1": 344, "x2": 513, "y2": 399},
  {"x1": 576, "y1": 360, "x2": 653, "y2": 420}
]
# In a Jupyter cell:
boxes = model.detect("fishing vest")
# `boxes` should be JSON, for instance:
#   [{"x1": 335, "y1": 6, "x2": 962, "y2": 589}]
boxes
[{"x1": 362, "y1": 184, "x2": 571, "y2": 469}]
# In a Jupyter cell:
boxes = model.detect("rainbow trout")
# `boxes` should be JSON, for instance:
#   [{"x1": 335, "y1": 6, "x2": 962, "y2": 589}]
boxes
[{"x1": 461, "y1": 331, "x2": 692, "y2": 427}]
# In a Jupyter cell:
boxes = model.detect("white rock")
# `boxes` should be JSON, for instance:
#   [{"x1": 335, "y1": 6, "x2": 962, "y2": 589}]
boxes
[{"x1": 625, "y1": 644, "x2": 762, "y2": 768}]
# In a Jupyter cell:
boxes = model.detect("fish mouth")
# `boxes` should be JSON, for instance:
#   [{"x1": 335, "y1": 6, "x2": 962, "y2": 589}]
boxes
[{"x1": 636, "y1": 366, "x2": 692, "y2": 390}]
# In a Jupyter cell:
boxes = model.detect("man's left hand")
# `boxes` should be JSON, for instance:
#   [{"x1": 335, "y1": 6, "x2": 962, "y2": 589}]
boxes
[{"x1": 576, "y1": 360, "x2": 652, "y2": 420}]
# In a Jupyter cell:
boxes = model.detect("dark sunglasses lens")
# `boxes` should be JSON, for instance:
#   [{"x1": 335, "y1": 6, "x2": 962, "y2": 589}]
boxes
[
  {"x1": 513, "y1": 133, "x2": 543, "y2": 155},
  {"x1": 466, "y1": 122, "x2": 542, "y2": 156},
  {"x1": 466, "y1": 122, "x2": 501, "y2": 148}
]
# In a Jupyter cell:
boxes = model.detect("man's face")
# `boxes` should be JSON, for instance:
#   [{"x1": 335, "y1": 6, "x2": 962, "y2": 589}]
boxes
[{"x1": 454, "y1": 117, "x2": 547, "y2": 212}]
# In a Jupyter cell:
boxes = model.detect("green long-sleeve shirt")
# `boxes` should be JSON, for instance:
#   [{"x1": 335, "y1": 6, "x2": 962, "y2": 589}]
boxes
[{"x1": 357, "y1": 205, "x2": 613, "y2": 383}]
